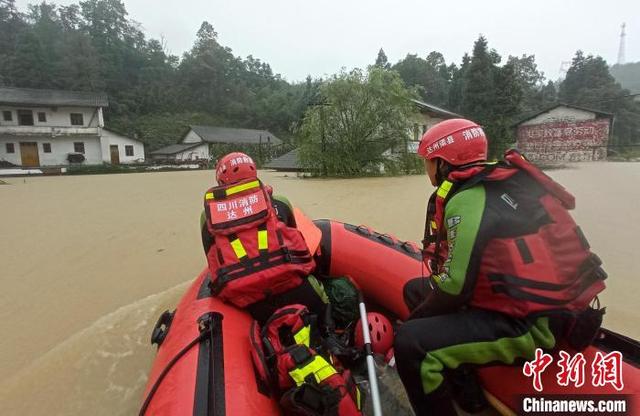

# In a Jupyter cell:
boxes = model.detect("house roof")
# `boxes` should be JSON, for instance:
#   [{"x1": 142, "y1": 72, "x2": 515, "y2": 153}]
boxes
[
  {"x1": 188, "y1": 125, "x2": 282, "y2": 145},
  {"x1": 150, "y1": 142, "x2": 203, "y2": 155},
  {"x1": 514, "y1": 103, "x2": 614, "y2": 126},
  {"x1": 0, "y1": 87, "x2": 109, "y2": 107},
  {"x1": 411, "y1": 99, "x2": 462, "y2": 119},
  {"x1": 102, "y1": 128, "x2": 145, "y2": 144},
  {"x1": 264, "y1": 148, "x2": 303, "y2": 171}
]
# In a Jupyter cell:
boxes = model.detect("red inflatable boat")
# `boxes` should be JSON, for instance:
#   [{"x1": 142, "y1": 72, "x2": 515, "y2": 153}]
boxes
[{"x1": 141, "y1": 218, "x2": 640, "y2": 415}]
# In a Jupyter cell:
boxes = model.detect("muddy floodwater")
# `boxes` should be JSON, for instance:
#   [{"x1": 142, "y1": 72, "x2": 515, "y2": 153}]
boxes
[{"x1": 1, "y1": 163, "x2": 639, "y2": 415}]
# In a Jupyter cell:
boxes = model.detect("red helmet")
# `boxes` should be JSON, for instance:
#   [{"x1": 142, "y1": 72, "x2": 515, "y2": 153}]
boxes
[
  {"x1": 354, "y1": 312, "x2": 394, "y2": 355},
  {"x1": 417, "y1": 118, "x2": 488, "y2": 166},
  {"x1": 215, "y1": 152, "x2": 257, "y2": 185}
]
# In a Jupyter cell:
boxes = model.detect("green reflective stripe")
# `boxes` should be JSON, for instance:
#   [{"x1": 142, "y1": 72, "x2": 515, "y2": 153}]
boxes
[
  {"x1": 293, "y1": 325, "x2": 311, "y2": 347},
  {"x1": 436, "y1": 180, "x2": 453, "y2": 199},
  {"x1": 289, "y1": 355, "x2": 337, "y2": 386},
  {"x1": 258, "y1": 229, "x2": 268, "y2": 251},
  {"x1": 205, "y1": 192, "x2": 214, "y2": 200},
  {"x1": 226, "y1": 180, "x2": 260, "y2": 196},
  {"x1": 437, "y1": 185, "x2": 486, "y2": 296},
  {"x1": 230, "y1": 238, "x2": 247, "y2": 259},
  {"x1": 307, "y1": 275, "x2": 329, "y2": 304},
  {"x1": 419, "y1": 317, "x2": 556, "y2": 393}
]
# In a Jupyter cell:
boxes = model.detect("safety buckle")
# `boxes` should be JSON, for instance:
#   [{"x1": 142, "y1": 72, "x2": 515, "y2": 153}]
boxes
[{"x1": 282, "y1": 247, "x2": 292, "y2": 262}]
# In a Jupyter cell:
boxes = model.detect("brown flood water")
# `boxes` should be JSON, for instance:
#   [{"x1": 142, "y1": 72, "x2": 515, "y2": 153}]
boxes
[{"x1": 0, "y1": 163, "x2": 638, "y2": 415}]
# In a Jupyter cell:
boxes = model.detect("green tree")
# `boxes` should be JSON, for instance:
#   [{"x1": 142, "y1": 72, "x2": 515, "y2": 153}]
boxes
[
  {"x1": 506, "y1": 54, "x2": 546, "y2": 114},
  {"x1": 560, "y1": 51, "x2": 640, "y2": 146},
  {"x1": 461, "y1": 36, "x2": 497, "y2": 124},
  {"x1": 448, "y1": 54, "x2": 469, "y2": 113},
  {"x1": 610, "y1": 62, "x2": 640, "y2": 93},
  {"x1": 374, "y1": 48, "x2": 390, "y2": 69},
  {"x1": 298, "y1": 67, "x2": 416, "y2": 176},
  {"x1": 392, "y1": 52, "x2": 451, "y2": 107}
]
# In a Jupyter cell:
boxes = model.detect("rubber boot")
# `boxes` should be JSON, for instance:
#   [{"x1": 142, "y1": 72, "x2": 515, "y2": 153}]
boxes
[{"x1": 407, "y1": 383, "x2": 457, "y2": 416}]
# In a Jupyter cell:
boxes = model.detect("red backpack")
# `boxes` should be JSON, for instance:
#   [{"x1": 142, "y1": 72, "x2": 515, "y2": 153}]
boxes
[
  {"x1": 204, "y1": 179, "x2": 316, "y2": 307},
  {"x1": 249, "y1": 305, "x2": 362, "y2": 416}
]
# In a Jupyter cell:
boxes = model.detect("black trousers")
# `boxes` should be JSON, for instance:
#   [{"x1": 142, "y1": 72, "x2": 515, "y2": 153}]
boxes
[
  {"x1": 394, "y1": 308, "x2": 558, "y2": 415},
  {"x1": 247, "y1": 276, "x2": 328, "y2": 326}
]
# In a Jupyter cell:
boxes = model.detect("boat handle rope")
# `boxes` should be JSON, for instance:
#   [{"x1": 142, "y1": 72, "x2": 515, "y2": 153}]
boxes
[
  {"x1": 354, "y1": 225, "x2": 373, "y2": 236},
  {"x1": 139, "y1": 320, "x2": 212, "y2": 416}
]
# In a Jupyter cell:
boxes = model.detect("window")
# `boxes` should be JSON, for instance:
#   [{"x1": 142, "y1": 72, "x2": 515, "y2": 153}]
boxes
[
  {"x1": 43, "y1": 143, "x2": 51, "y2": 153},
  {"x1": 2, "y1": 111, "x2": 12, "y2": 121},
  {"x1": 125, "y1": 145, "x2": 134, "y2": 156},
  {"x1": 74, "y1": 142, "x2": 85, "y2": 153},
  {"x1": 70, "y1": 113, "x2": 84, "y2": 126},
  {"x1": 17, "y1": 110, "x2": 34, "y2": 126},
  {"x1": 6, "y1": 143, "x2": 15, "y2": 153},
  {"x1": 38, "y1": 112, "x2": 47, "y2": 122}
]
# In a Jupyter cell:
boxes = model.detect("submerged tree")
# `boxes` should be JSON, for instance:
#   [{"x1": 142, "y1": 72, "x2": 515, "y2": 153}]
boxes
[{"x1": 298, "y1": 67, "x2": 416, "y2": 176}]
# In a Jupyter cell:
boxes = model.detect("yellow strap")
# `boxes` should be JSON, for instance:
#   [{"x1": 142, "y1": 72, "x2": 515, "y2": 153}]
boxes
[
  {"x1": 205, "y1": 192, "x2": 214, "y2": 200},
  {"x1": 436, "y1": 180, "x2": 453, "y2": 199},
  {"x1": 293, "y1": 325, "x2": 311, "y2": 347},
  {"x1": 258, "y1": 229, "x2": 268, "y2": 251},
  {"x1": 226, "y1": 180, "x2": 260, "y2": 196},
  {"x1": 430, "y1": 220, "x2": 438, "y2": 230},
  {"x1": 230, "y1": 238, "x2": 247, "y2": 259},
  {"x1": 288, "y1": 355, "x2": 337, "y2": 386}
]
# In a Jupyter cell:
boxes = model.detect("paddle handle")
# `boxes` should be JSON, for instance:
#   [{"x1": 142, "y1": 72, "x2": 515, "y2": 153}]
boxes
[{"x1": 358, "y1": 298, "x2": 383, "y2": 416}]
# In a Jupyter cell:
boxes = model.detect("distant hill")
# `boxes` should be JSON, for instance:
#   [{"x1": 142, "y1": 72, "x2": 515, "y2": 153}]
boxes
[{"x1": 611, "y1": 62, "x2": 640, "y2": 93}]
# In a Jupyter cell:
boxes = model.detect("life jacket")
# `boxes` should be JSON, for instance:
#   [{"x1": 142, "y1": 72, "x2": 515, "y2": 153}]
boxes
[
  {"x1": 249, "y1": 305, "x2": 362, "y2": 416},
  {"x1": 204, "y1": 179, "x2": 316, "y2": 308},
  {"x1": 423, "y1": 149, "x2": 606, "y2": 318}
]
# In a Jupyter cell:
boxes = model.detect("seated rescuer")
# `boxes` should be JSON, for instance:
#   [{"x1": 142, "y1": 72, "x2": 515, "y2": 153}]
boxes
[
  {"x1": 394, "y1": 119, "x2": 607, "y2": 415},
  {"x1": 201, "y1": 152, "x2": 328, "y2": 324},
  {"x1": 203, "y1": 153, "x2": 363, "y2": 415}
]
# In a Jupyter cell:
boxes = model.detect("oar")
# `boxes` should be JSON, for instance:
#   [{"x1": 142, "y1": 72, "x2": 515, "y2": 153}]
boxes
[{"x1": 358, "y1": 293, "x2": 383, "y2": 416}]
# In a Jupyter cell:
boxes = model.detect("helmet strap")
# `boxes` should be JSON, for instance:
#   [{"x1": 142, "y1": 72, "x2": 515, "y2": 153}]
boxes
[{"x1": 435, "y1": 159, "x2": 451, "y2": 186}]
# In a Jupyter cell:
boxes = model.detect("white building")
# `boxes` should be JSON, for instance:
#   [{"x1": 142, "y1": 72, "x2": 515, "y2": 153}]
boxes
[
  {"x1": 150, "y1": 125, "x2": 283, "y2": 164},
  {"x1": 149, "y1": 142, "x2": 209, "y2": 162},
  {"x1": 0, "y1": 87, "x2": 144, "y2": 167}
]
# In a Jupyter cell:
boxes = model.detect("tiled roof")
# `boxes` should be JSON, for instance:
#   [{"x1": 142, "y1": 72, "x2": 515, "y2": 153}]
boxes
[
  {"x1": 0, "y1": 87, "x2": 108, "y2": 107},
  {"x1": 264, "y1": 148, "x2": 302, "y2": 171},
  {"x1": 189, "y1": 125, "x2": 282, "y2": 145},
  {"x1": 150, "y1": 143, "x2": 203, "y2": 155}
]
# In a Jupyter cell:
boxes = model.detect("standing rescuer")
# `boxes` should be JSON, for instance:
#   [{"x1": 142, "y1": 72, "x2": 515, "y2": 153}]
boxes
[{"x1": 394, "y1": 119, "x2": 607, "y2": 415}]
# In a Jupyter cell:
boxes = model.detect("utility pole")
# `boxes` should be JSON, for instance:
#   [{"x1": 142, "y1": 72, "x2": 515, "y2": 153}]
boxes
[{"x1": 617, "y1": 23, "x2": 626, "y2": 65}]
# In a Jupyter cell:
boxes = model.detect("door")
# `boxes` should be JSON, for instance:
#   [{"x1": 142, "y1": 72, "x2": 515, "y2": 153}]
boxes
[
  {"x1": 110, "y1": 145, "x2": 120, "y2": 164},
  {"x1": 20, "y1": 142, "x2": 40, "y2": 167}
]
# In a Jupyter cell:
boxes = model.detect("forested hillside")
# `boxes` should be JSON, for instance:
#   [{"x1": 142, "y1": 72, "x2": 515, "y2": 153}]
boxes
[{"x1": 1, "y1": 0, "x2": 638, "y2": 155}]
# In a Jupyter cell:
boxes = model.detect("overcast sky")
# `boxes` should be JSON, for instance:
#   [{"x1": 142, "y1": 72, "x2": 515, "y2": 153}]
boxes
[{"x1": 16, "y1": 0, "x2": 640, "y2": 83}]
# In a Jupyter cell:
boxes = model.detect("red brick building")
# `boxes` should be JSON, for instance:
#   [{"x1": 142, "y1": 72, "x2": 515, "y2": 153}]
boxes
[{"x1": 515, "y1": 104, "x2": 613, "y2": 163}]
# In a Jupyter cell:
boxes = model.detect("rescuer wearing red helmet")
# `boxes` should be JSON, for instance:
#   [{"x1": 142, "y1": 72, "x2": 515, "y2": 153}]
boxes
[
  {"x1": 394, "y1": 119, "x2": 606, "y2": 415},
  {"x1": 203, "y1": 153, "x2": 363, "y2": 414},
  {"x1": 201, "y1": 152, "x2": 329, "y2": 324}
]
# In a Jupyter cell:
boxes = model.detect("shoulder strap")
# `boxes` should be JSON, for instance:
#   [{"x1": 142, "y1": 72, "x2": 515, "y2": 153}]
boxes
[{"x1": 430, "y1": 164, "x2": 500, "y2": 266}]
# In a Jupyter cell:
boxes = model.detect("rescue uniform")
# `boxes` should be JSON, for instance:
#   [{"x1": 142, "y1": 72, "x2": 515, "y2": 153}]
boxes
[
  {"x1": 201, "y1": 194, "x2": 328, "y2": 325},
  {"x1": 395, "y1": 163, "x2": 605, "y2": 415}
]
